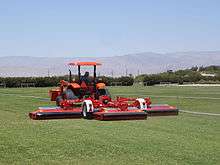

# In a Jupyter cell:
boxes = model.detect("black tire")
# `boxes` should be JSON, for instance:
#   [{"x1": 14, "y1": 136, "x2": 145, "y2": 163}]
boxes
[
  {"x1": 65, "y1": 89, "x2": 78, "y2": 100},
  {"x1": 56, "y1": 96, "x2": 63, "y2": 106},
  {"x1": 82, "y1": 103, "x2": 93, "y2": 119},
  {"x1": 98, "y1": 89, "x2": 111, "y2": 97},
  {"x1": 96, "y1": 89, "x2": 111, "y2": 100},
  {"x1": 56, "y1": 89, "x2": 77, "y2": 107}
]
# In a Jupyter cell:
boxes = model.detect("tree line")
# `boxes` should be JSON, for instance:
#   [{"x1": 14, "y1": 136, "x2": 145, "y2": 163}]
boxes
[
  {"x1": 0, "y1": 65, "x2": 219, "y2": 87},
  {"x1": 136, "y1": 65, "x2": 220, "y2": 85},
  {"x1": 0, "y1": 76, "x2": 134, "y2": 88}
]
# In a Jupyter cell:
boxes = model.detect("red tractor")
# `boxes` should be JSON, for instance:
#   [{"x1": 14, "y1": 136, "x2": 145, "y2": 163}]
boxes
[
  {"x1": 29, "y1": 61, "x2": 178, "y2": 120},
  {"x1": 49, "y1": 62, "x2": 110, "y2": 107}
]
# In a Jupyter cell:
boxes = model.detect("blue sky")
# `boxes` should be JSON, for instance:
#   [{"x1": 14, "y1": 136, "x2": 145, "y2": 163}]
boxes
[{"x1": 0, "y1": 0, "x2": 220, "y2": 57}]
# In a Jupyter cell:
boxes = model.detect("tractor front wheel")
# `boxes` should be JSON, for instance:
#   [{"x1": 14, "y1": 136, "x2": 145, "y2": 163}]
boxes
[{"x1": 56, "y1": 96, "x2": 63, "y2": 106}]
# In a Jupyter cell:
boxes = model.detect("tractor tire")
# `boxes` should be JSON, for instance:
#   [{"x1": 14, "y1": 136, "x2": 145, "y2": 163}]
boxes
[
  {"x1": 56, "y1": 89, "x2": 78, "y2": 106},
  {"x1": 98, "y1": 89, "x2": 111, "y2": 97},
  {"x1": 56, "y1": 96, "x2": 63, "y2": 106},
  {"x1": 65, "y1": 89, "x2": 78, "y2": 100},
  {"x1": 82, "y1": 102, "x2": 93, "y2": 119}
]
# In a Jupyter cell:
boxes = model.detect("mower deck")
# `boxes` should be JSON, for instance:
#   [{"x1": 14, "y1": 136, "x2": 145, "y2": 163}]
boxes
[
  {"x1": 146, "y1": 104, "x2": 179, "y2": 116},
  {"x1": 29, "y1": 107, "x2": 82, "y2": 120},
  {"x1": 29, "y1": 104, "x2": 178, "y2": 120},
  {"x1": 93, "y1": 110, "x2": 147, "y2": 121}
]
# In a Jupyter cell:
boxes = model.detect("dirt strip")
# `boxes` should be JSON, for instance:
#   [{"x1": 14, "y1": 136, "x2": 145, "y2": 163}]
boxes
[
  {"x1": 0, "y1": 93, "x2": 50, "y2": 101},
  {"x1": 179, "y1": 110, "x2": 220, "y2": 116},
  {"x1": 114, "y1": 93, "x2": 220, "y2": 100}
]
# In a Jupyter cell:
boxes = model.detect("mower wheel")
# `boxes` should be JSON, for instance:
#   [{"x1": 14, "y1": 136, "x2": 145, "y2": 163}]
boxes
[
  {"x1": 82, "y1": 102, "x2": 93, "y2": 119},
  {"x1": 136, "y1": 98, "x2": 147, "y2": 110},
  {"x1": 56, "y1": 96, "x2": 63, "y2": 106}
]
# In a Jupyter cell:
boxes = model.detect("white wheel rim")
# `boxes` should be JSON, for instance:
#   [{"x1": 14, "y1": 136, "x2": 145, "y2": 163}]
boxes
[{"x1": 83, "y1": 106, "x2": 87, "y2": 117}]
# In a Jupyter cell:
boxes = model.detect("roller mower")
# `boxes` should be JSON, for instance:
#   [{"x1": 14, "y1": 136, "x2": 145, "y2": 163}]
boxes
[{"x1": 29, "y1": 61, "x2": 178, "y2": 120}]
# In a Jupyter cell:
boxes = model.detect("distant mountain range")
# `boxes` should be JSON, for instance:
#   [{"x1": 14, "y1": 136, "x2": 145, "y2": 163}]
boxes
[{"x1": 0, "y1": 51, "x2": 220, "y2": 77}]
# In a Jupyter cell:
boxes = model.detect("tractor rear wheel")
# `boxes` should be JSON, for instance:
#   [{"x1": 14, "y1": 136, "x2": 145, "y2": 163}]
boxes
[
  {"x1": 65, "y1": 89, "x2": 78, "y2": 100},
  {"x1": 56, "y1": 89, "x2": 78, "y2": 106}
]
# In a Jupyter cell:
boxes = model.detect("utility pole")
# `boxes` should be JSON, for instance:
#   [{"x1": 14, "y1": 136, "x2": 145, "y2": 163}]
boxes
[
  {"x1": 111, "y1": 70, "x2": 114, "y2": 77},
  {"x1": 47, "y1": 68, "x2": 50, "y2": 77}
]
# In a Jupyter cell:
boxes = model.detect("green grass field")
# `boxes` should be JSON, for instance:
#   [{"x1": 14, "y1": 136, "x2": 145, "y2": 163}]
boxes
[{"x1": 0, "y1": 86, "x2": 219, "y2": 165}]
